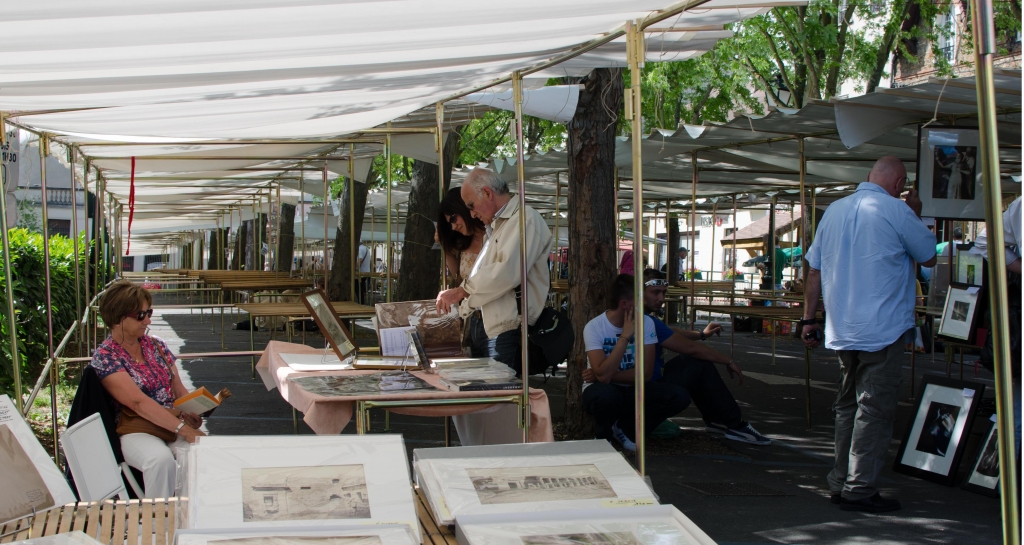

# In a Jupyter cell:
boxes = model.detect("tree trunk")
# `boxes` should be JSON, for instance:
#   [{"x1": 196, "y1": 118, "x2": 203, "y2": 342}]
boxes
[
  {"x1": 207, "y1": 228, "x2": 228, "y2": 270},
  {"x1": 244, "y1": 215, "x2": 267, "y2": 271},
  {"x1": 328, "y1": 175, "x2": 372, "y2": 301},
  {"x1": 276, "y1": 204, "x2": 296, "y2": 273},
  {"x1": 564, "y1": 68, "x2": 622, "y2": 439},
  {"x1": 868, "y1": 0, "x2": 913, "y2": 93},
  {"x1": 395, "y1": 132, "x2": 461, "y2": 302},
  {"x1": 232, "y1": 221, "x2": 247, "y2": 270}
]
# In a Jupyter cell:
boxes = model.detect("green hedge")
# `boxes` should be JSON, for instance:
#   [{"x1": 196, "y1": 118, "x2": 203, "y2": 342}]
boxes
[{"x1": 0, "y1": 229, "x2": 90, "y2": 398}]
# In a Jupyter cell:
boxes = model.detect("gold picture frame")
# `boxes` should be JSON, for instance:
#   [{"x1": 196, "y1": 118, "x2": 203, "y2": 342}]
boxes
[{"x1": 300, "y1": 289, "x2": 358, "y2": 363}]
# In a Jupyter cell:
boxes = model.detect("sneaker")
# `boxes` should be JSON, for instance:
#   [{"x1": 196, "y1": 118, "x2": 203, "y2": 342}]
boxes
[
  {"x1": 830, "y1": 492, "x2": 842, "y2": 505},
  {"x1": 705, "y1": 422, "x2": 728, "y2": 435},
  {"x1": 611, "y1": 422, "x2": 637, "y2": 452},
  {"x1": 840, "y1": 493, "x2": 901, "y2": 513},
  {"x1": 723, "y1": 422, "x2": 771, "y2": 445}
]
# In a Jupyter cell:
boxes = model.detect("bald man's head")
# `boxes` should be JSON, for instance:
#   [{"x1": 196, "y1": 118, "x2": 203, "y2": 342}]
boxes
[{"x1": 867, "y1": 156, "x2": 907, "y2": 197}]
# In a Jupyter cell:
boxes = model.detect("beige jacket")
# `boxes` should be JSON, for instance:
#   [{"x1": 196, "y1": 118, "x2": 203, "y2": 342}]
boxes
[{"x1": 461, "y1": 197, "x2": 553, "y2": 339}]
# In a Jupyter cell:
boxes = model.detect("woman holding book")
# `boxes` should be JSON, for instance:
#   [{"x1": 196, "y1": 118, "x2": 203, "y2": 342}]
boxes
[
  {"x1": 436, "y1": 187, "x2": 490, "y2": 357},
  {"x1": 90, "y1": 280, "x2": 205, "y2": 498}
]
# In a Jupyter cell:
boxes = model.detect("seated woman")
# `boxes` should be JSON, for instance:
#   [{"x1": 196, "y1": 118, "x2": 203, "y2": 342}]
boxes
[
  {"x1": 436, "y1": 186, "x2": 486, "y2": 356},
  {"x1": 91, "y1": 281, "x2": 205, "y2": 498}
]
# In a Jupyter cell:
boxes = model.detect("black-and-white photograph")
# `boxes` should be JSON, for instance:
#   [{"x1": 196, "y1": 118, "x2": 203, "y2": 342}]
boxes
[
  {"x1": 894, "y1": 375, "x2": 984, "y2": 486},
  {"x1": 241, "y1": 465, "x2": 371, "y2": 522},
  {"x1": 917, "y1": 127, "x2": 986, "y2": 220},
  {"x1": 951, "y1": 301, "x2": 971, "y2": 322},
  {"x1": 290, "y1": 372, "x2": 437, "y2": 397},
  {"x1": 213, "y1": 537, "x2": 382, "y2": 545},
  {"x1": 522, "y1": 532, "x2": 641, "y2": 545},
  {"x1": 964, "y1": 421, "x2": 1001, "y2": 497},
  {"x1": 914, "y1": 401, "x2": 961, "y2": 457},
  {"x1": 931, "y1": 145, "x2": 977, "y2": 200},
  {"x1": 466, "y1": 464, "x2": 616, "y2": 505}
]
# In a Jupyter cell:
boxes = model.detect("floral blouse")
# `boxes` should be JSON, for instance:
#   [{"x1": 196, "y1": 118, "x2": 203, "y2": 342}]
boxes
[{"x1": 90, "y1": 335, "x2": 177, "y2": 409}]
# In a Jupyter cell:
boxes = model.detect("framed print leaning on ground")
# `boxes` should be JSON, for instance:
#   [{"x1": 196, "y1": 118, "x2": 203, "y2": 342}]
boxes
[
  {"x1": 301, "y1": 289, "x2": 358, "y2": 362},
  {"x1": 893, "y1": 375, "x2": 985, "y2": 486},
  {"x1": 937, "y1": 283, "x2": 983, "y2": 342},
  {"x1": 962, "y1": 415, "x2": 1001, "y2": 497},
  {"x1": 917, "y1": 126, "x2": 984, "y2": 220}
]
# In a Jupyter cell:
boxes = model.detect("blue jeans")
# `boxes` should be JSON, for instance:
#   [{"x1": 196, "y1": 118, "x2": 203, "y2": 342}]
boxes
[{"x1": 582, "y1": 382, "x2": 691, "y2": 442}]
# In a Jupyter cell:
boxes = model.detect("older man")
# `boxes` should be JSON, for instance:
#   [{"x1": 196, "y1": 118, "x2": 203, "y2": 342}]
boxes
[
  {"x1": 435, "y1": 168, "x2": 552, "y2": 375},
  {"x1": 802, "y1": 156, "x2": 936, "y2": 513}
]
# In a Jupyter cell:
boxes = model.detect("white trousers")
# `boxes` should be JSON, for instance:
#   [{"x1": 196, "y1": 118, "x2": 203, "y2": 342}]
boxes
[{"x1": 119, "y1": 433, "x2": 189, "y2": 498}]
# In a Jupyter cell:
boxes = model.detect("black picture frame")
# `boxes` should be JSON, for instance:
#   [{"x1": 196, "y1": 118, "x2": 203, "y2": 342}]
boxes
[
  {"x1": 893, "y1": 374, "x2": 985, "y2": 486},
  {"x1": 953, "y1": 243, "x2": 985, "y2": 287},
  {"x1": 937, "y1": 282, "x2": 985, "y2": 343},
  {"x1": 300, "y1": 288, "x2": 358, "y2": 363},
  {"x1": 915, "y1": 126, "x2": 985, "y2": 220},
  {"x1": 962, "y1": 418, "x2": 1001, "y2": 497}
]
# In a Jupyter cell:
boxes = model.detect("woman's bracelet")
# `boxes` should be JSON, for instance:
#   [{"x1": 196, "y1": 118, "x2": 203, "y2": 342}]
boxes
[{"x1": 174, "y1": 421, "x2": 186, "y2": 435}]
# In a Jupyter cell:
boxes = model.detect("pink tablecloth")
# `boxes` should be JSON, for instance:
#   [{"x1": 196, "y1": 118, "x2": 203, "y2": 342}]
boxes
[{"x1": 256, "y1": 340, "x2": 554, "y2": 442}]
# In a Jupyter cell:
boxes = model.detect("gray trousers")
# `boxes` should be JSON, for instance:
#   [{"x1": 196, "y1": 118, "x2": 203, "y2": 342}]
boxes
[{"x1": 827, "y1": 338, "x2": 904, "y2": 500}]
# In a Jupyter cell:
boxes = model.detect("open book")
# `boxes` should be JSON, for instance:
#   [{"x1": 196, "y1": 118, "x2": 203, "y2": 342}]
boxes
[
  {"x1": 375, "y1": 300, "x2": 463, "y2": 357},
  {"x1": 174, "y1": 386, "x2": 231, "y2": 417}
]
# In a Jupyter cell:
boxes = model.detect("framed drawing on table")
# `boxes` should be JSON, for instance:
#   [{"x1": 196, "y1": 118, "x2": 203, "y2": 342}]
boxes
[
  {"x1": 916, "y1": 126, "x2": 984, "y2": 220},
  {"x1": 937, "y1": 283, "x2": 983, "y2": 343},
  {"x1": 893, "y1": 375, "x2": 984, "y2": 486},
  {"x1": 301, "y1": 289, "x2": 358, "y2": 362}
]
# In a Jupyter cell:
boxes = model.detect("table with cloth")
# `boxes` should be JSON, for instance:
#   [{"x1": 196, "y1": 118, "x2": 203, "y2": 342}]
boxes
[{"x1": 255, "y1": 340, "x2": 554, "y2": 443}]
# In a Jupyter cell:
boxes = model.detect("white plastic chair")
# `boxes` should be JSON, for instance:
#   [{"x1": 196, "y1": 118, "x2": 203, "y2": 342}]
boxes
[{"x1": 59, "y1": 412, "x2": 144, "y2": 500}]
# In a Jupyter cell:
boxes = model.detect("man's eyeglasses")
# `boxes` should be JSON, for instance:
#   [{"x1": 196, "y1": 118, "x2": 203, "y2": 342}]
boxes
[
  {"x1": 644, "y1": 279, "x2": 669, "y2": 287},
  {"x1": 126, "y1": 309, "x2": 154, "y2": 321}
]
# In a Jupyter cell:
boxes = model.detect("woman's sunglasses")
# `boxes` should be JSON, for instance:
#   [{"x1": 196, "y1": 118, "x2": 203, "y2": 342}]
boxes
[
  {"x1": 125, "y1": 309, "x2": 154, "y2": 321},
  {"x1": 446, "y1": 214, "x2": 459, "y2": 228}
]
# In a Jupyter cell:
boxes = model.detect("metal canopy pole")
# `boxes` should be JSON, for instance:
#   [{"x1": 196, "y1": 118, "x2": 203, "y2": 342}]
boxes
[
  {"x1": 0, "y1": 115, "x2": 22, "y2": 411},
  {"x1": 689, "y1": 152, "x2": 698, "y2": 329},
  {"x1": 82, "y1": 161, "x2": 91, "y2": 354},
  {"x1": 511, "y1": 71, "x2": 532, "y2": 444},
  {"x1": 39, "y1": 136, "x2": 59, "y2": 460},
  {"x1": 69, "y1": 148, "x2": 83, "y2": 356},
  {"x1": 323, "y1": 166, "x2": 329, "y2": 283},
  {"x1": 436, "y1": 103, "x2": 446, "y2": 290},
  {"x1": 970, "y1": 0, "x2": 1019, "y2": 541},
  {"x1": 799, "y1": 138, "x2": 812, "y2": 429},
  {"x1": 349, "y1": 144, "x2": 356, "y2": 302},
  {"x1": 627, "y1": 20, "x2": 646, "y2": 474},
  {"x1": 386, "y1": 126, "x2": 393, "y2": 303}
]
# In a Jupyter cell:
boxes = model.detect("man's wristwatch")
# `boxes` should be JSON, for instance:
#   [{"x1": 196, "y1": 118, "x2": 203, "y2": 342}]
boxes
[
  {"x1": 797, "y1": 318, "x2": 817, "y2": 327},
  {"x1": 699, "y1": 331, "x2": 707, "y2": 341}
]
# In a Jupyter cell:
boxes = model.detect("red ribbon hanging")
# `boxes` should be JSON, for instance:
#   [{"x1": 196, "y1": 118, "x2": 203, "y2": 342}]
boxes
[{"x1": 126, "y1": 156, "x2": 135, "y2": 255}]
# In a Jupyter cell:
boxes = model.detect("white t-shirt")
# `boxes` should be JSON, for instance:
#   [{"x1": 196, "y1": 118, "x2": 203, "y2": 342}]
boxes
[
  {"x1": 582, "y1": 312, "x2": 658, "y2": 390},
  {"x1": 357, "y1": 245, "x2": 372, "y2": 273}
]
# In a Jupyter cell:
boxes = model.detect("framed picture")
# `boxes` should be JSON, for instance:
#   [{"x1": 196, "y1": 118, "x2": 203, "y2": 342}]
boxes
[
  {"x1": 917, "y1": 126, "x2": 984, "y2": 220},
  {"x1": 186, "y1": 435, "x2": 419, "y2": 542},
  {"x1": 937, "y1": 283, "x2": 983, "y2": 342},
  {"x1": 954, "y1": 245, "x2": 984, "y2": 287},
  {"x1": 893, "y1": 375, "x2": 985, "y2": 485},
  {"x1": 962, "y1": 416, "x2": 1001, "y2": 497},
  {"x1": 301, "y1": 289, "x2": 358, "y2": 362}
]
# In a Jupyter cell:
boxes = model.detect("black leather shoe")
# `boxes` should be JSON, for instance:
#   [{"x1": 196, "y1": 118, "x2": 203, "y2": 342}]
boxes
[
  {"x1": 840, "y1": 493, "x2": 901, "y2": 513},
  {"x1": 830, "y1": 492, "x2": 841, "y2": 505}
]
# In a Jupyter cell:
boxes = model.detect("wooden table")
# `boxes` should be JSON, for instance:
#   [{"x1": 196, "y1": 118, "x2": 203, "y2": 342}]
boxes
[
  {"x1": 217, "y1": 279, "x2": 315, "y2": 291},
  {"x1": 0, "y1": 495, "x2": 454, "y2": 545}
]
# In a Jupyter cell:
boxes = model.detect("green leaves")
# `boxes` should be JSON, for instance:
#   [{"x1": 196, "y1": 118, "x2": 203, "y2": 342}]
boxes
[{"x1": 0, "y1": 229, "x2": 88, "y2": 398}]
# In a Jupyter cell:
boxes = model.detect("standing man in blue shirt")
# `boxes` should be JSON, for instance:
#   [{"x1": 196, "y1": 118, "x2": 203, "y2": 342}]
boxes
[{"x1": 802, "y1": 156, "x2": 937, "y2": 513}]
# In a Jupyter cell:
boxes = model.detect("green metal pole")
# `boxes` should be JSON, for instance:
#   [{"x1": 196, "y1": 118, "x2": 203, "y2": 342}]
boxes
[{"x1": 0, "y1": 115, "x2": 22, "y2": 411}]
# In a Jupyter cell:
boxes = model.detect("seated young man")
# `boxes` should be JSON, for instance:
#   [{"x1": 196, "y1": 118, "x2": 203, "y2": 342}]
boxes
[
  {"x1": 582, "y1": 274, "x2": 691, "y2": 452},
  {"x1": 642, "y1": 269, "x2": 770, "y2": 445}
]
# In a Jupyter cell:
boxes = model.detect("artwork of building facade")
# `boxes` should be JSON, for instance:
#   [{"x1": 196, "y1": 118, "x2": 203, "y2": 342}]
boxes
[{"x1": 241, "y1": 465, "x2": 371, "y2": 522}]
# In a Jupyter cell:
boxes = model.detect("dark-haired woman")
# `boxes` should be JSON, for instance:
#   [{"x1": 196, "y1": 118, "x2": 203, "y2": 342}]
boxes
[
  {"x1": 91, "y1": 281, "x2": 205, "y2": 498},
  {"x1": 436, "y1": 187, "x2": 488, "y2": 356}
]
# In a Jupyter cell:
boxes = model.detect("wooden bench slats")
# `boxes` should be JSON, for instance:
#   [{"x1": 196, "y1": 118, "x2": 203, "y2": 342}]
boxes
[{"x1": 4, "y1": 493, "x2": 454, "y2": 545}]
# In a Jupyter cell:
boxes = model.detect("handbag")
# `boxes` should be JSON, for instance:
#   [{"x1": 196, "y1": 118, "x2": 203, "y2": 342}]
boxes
[
  {"x1": 116, "y1": 406, "x2": 182, "y2": 442},
  {"x1": 114, "y1": 339, "x2": 182, "y2": 442}
]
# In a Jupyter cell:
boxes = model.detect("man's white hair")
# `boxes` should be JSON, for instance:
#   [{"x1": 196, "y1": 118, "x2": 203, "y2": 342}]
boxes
[{"x1": 464, "y1": 167, "x2": 509, "y2": 196}]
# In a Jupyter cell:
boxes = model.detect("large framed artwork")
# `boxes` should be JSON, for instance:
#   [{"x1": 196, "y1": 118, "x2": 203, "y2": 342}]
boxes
[
  {"x1": 174, "y1": 525, "x2": 419, "y2": 545},
  {"x1": 962, "y1": 416, "x2": 1001, "y2": 497},
  {"x1": 185, "y1": 435, "x2": 419, "y2": 542},
  {"x1": 454, "y1": 505, "x2": 717, "y2": 545},
  {"x1": 937, "y1": 283, "x2": 983, "y2": 343},
  {"x1": 893, "y1": 375, "x2": 985, "y2": 486},
  {"x1": 917, "y1": 126, "x2": 984, "y2": 220},
  {"x1": 300, "y1": 289, "x2": 358, "y2": 363}
]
